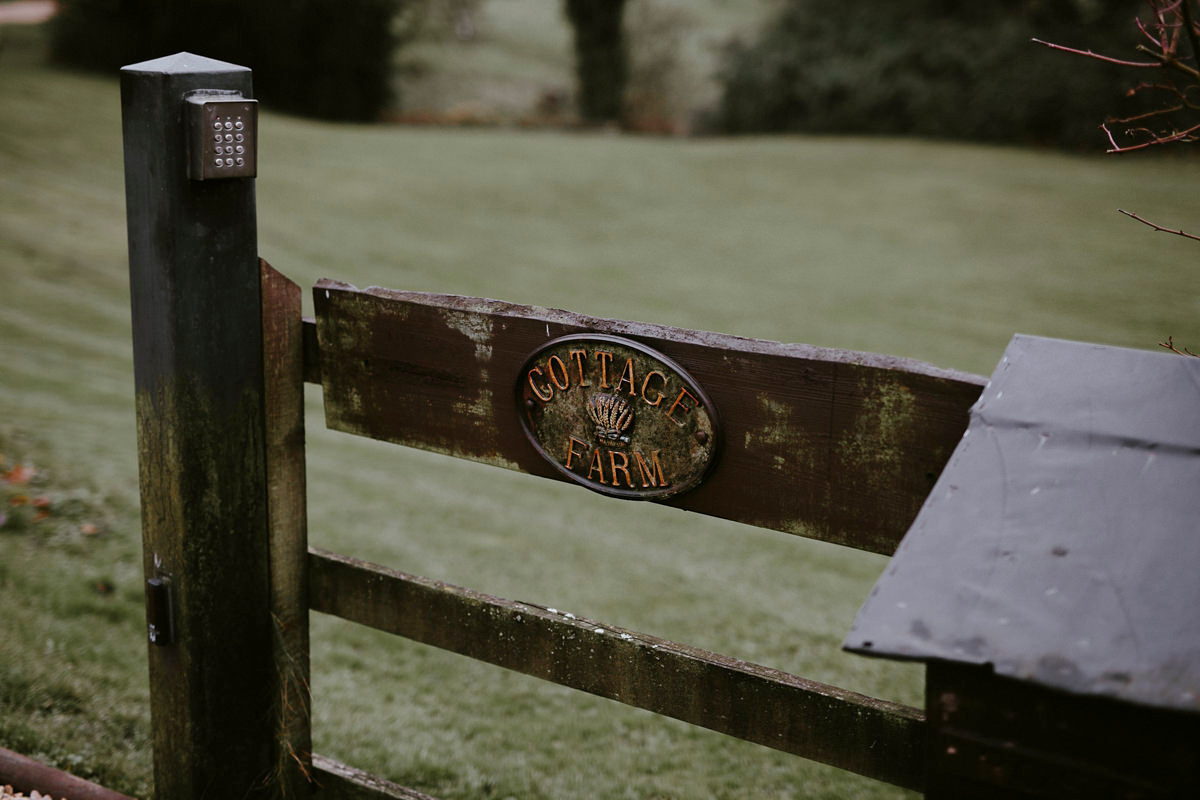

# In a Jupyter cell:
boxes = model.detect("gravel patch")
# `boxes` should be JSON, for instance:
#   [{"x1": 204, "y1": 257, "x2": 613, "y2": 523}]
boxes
[{"x1": 1, "y1": 786, "x2": 68, "y2": 800}]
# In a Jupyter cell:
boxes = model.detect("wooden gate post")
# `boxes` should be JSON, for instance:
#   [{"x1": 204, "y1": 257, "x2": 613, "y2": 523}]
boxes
[{"x1": 120, "y1": 53, "x2": 278, "y2": 799}]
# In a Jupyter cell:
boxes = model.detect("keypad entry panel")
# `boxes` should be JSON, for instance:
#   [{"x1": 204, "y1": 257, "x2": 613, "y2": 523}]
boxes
[{"x1": 187, "y1": 94, "x2": 258, "y2": 180}]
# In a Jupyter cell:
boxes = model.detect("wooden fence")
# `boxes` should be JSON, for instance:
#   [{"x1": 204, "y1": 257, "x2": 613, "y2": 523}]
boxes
[{"x1": 120, "y1": 53, "x2": 987, "y2": 799}]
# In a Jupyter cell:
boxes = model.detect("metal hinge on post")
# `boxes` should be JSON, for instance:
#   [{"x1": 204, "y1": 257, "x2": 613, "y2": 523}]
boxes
[{"x1": 146, "y1": 576, "x2": 175, "y2": 646}]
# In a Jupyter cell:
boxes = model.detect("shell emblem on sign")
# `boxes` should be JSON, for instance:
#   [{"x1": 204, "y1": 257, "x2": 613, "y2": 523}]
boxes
[{"x1": 517, "y1": 334, "x2": 719, "y2": 499}]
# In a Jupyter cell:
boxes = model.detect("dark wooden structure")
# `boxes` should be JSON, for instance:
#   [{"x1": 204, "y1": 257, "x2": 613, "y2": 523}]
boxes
[
  {"x1": 120, "y1": 52, "x2": 287, "y2": 800},
  {"x1": 846, "y1": 334, "x2": 1200, "y2": 799},
  {"x1": 121, "y1": 54, "x2": 1198, "y2": 800}
]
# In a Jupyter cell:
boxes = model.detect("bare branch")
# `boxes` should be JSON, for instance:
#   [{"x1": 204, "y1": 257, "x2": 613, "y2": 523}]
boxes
[
  {"x1": 1108, "y1": 102, "x2": 1186, "y2": 124},
  {"x1": 1031, "y1": 38, "x2": 1163, "y2": 68},
  {"x1": 1102, "y1": 122, "x2": 1170, "y2": 151},
  {"x1": 1042, "y1": 3, "x2": 1200, "y2": 159},
  {"x1": 1159, "y1": 335, "x2": 1200, "y2": 356},
  {"x1": 1103, "y1": 117, "x2": 1200, "y2": 151},
  {"x1": 1136, "y1": 13, "x2": 1171, "y2": 52},
  {"x1": 1135, "y1": 43, "x2": 1200, "y2": 78},
  {"x1": 1140, "y1": 78, "x2": 1200, "y2": 112},
  {"x1": 1180, "y1": 0, "x2": 1200, "y2": 75},
  {"x1": 1102, "y1": 122, "x2": 1125, "y2": 151},
  {"x1": 1119, "y1": 208, "x2": 1200, "y2": 241}
]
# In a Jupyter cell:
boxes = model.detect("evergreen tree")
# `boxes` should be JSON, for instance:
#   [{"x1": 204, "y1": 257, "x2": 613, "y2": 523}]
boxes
[{"x1": 52, "y1": 0, "x2": 402, "y2": 122}]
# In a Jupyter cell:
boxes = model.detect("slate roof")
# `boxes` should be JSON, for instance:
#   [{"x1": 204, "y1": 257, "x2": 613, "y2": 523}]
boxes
[{"x1": 844, "y1": 334, "x2": 1200, "y2": 713}]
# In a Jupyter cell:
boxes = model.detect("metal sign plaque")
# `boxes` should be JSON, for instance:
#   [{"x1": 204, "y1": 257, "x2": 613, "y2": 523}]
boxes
[{"x1": 517, "y1": 334, "x2": 719, "y2": 499}]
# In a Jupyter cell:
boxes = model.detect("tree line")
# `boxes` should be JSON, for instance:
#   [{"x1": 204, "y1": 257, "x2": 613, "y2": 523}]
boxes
[
  {"x1": 50, "y1": 0, "x2": 629, "y2": 125},
  {"x1": 52, "y1": 0, "x2": 1169, "y2": 149}
]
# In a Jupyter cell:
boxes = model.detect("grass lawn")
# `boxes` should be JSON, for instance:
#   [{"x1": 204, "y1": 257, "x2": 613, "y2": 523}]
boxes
[{"x1": 2, "y1": 15, "x2": 1200, "y2": 800}]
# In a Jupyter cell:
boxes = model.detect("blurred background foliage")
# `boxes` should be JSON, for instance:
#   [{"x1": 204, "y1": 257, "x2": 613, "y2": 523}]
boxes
[
  {"x1": 50, "y1": 0, "x2": 404, "y2": 121},
  {"x1": 45, "y1": 0, "x2": 1160, "y2": 148},
  {"x1": 710, "y1": 0, "x2": 1151, "y2": 148}
]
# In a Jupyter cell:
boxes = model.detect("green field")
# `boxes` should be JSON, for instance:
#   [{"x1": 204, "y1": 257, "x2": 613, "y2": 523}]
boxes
[{"x1": 3, "y1": 12, "x2": 1200, "y2": 800}]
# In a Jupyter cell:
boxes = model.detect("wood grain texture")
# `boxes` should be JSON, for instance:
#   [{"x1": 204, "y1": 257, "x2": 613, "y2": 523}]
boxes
[
  {"x1": 262, "y1": 261, "x2": 314, "y2": 797},
  {"x1": 312, "y1": 755, "x2": 437, "y2": 800},
  {"x1": 309, "y1": 548, "x2": 927, "y2": 791},
  {"x1": 924, "y1": 662, "x2": 1200, "y2": 799},
  {"x1": 313, "y1": 281, "x2": 985, "y2": 554},
  {"x1": 122, "y1": 55, "x2": 276, "y2": 800}
]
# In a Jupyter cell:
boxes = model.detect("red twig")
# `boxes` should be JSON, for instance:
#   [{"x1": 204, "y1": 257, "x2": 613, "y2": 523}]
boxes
[
  {"x1": 1103, "y1": 122, "x2": 1162, "y2": 151},
  {"x1": 1116, "y1": 80, "x2": 1196, "y2": 110},
  {"x1": 1159, "y1": 335, "x2": 1200, "y2": 356},
  {"x1": 1119, "y1": 208, "x2": 1200, "y2": 240},
  {"x1": 1135, "y1": 14, "x2": 1171, "y2": 52},
  {"x1": 1135, "y1": 43, "x2": 1200, "y2": 78},
  {"x1": 1031, "y1": 38, "x2": 1163, "y2": 68},
  {"x1": 1102, "y1": 118, "x2": 1200, "y2": 151},
  {"x1": 1110, "y1": 102, "x2": 1186, "y2": 124}
]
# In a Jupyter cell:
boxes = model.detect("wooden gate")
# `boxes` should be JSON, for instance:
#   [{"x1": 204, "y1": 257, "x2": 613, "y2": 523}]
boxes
[
  {"x1": 121, "y1": 53, "x2": 984, "y2": 799},
  {"x1": 299, "y1": 278, "x2": 981, "y2": 797}
]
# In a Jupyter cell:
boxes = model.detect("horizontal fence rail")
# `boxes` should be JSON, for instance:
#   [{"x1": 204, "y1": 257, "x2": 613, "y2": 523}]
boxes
[
  {"x1": 0, "y1": 747, "x2": 136, "y2": 800},
  {"x1": 309, "y1": 282, "x2": 984, "y2": 555},
  {"x1": 309, "y1": 548, "x2": 927, "y2": 791},
  {"x1": 312, "y1": 754, "x2": 438, "y2": 800}
]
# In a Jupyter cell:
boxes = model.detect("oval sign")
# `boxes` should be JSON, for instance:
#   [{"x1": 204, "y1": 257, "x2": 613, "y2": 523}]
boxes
[{"x1": 517, "y1": 334, "x2": 719, "y2": 499}]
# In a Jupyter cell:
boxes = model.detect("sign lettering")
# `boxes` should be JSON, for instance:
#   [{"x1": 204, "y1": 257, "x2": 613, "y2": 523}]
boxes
[{"x1": 517, "y1": 334, "x2": 719, "y2": 499}]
